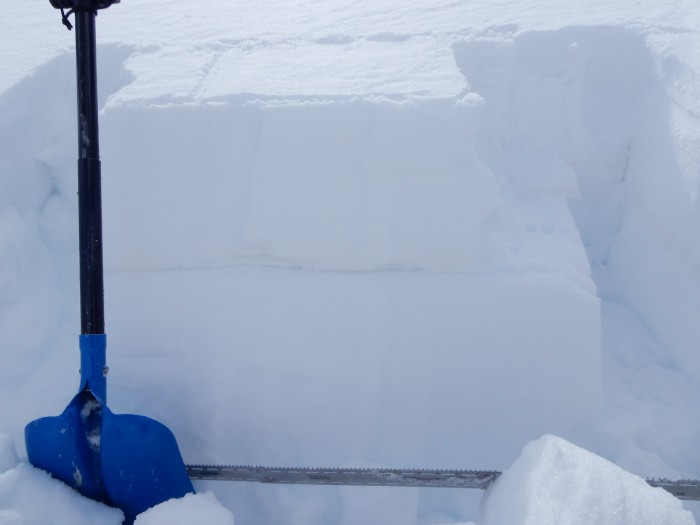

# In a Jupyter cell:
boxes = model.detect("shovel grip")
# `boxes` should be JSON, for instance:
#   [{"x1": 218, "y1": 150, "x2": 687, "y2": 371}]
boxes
[{"x1": 80, "y1": 334, "x2": 107, "y2": 403}]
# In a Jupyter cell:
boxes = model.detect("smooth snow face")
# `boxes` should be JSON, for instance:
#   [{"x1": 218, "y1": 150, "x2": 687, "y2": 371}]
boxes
[
  {"x1": 105, "y1": 268, "x2": 600, "y2": 470},
  {"x1": 479, "y1": 435, "x2": 695, "y2": 525},
  {"x1": 101, "y1": 96, "x2": 499, "y2": 273},
  {"x1": 133, "y1": 492, "x2": 234, "y2": 525}
]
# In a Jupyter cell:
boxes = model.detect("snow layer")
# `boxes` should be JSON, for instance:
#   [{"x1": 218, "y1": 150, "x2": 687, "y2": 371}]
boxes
[{"x1": 479, "y1": 435, "x2": 694, "y2": 525}]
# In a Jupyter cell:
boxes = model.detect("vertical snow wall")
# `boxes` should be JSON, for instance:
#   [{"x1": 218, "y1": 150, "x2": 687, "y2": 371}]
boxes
[
  {"x1": 99, "y1": 79, "x2": 600, "y2": 467},
  {"x1": 96, "y1": 28, "x2": 601, "y2": 523}
]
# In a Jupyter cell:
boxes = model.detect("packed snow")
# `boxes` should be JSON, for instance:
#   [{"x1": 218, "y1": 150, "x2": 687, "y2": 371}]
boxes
[
  {"x1": 1, "y1": 0, "x2": 700, "y2": 523},
  {"x1": 133, "y1": 492, "x2": 234, "y2": 525},
  {"x1": 0, "y1": 435, "x2": 18, "y2": 475},
  {"x1": 479, "y1": 435, "x2": 695, "y2": 525},
  {"x1": 0, "y1": 433, "x2": 123, "y2": 524}
]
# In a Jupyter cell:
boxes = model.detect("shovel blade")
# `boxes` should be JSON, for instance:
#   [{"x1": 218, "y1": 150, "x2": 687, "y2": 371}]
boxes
[
  {"x1": 26, "y1": 393, "x2": 194, "y2": 524},
  {"x1": 25, "y1": 391, "x2": 106, "y2": 501},
  {"x1": 100, "y1": 407, "x2": 194, "y2": 523}
]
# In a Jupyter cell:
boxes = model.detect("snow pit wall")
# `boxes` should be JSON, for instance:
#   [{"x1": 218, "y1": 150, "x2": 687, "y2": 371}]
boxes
[
  {"x1": 456, "y1": 26, "x2": 700, "y2": 386},
  {"x1": 99, "y1": 90, "x2": 601, "y2": 471},
  {"x1": 101, "y1": 96, "x2": 496, "y2": 273},
  {"x1": 105, "y1": 268, "x2": 600, "y2": 468}
]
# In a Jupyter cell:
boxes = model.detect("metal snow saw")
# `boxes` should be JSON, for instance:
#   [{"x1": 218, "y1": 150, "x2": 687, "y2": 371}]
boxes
[{"x1": 24, "y1": 2, "x2": 193, "y2": 523}]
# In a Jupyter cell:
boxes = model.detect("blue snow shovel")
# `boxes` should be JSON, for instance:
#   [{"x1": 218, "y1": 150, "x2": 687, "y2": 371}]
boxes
[{"x1": 24, "y1": 2, "x2": 194, "y2": 523}]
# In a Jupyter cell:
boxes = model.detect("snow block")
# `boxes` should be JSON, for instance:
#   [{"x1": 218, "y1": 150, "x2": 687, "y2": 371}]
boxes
[
  {"x1": 100, "y1": 96, "x2": 498, "y2": 273},
  {"x1": 479, "y1": 435, "x2": 695, "y2": 525},
  {"x1": 106, "y1": 267, "x2": 601, "y2": 470},
  {"x1": 98, "y1": 71, "x2": 602, "y2": 487}
]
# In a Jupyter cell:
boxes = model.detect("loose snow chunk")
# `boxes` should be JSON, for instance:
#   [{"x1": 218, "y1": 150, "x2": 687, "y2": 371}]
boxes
[
  {"x1": 134, "y1": 492, "x2": 234, "y2": 525},
  {"x1": 0, "y1": 462, "x2": 123, "y2": 525},
  {"x1": 479, "y1": 435, "x2": 694, "y2": 525},
  {"x1": 0, "y1": 434, "x2": 18, "y2": 474}
]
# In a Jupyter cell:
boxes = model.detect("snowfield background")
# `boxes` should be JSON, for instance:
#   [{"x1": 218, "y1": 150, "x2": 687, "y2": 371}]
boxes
[{"x1": 1, "y1": 0, "x2": 699, "y2": 523}]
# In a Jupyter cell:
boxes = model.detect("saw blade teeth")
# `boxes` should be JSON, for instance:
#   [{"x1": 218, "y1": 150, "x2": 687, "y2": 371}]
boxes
[{"x1": 185, "y1": 465, "x2": 700, "y2": 501}]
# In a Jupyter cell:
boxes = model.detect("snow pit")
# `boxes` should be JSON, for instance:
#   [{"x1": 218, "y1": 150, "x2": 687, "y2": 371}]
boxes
[
  {"x1": 133, "y1": 492, "x2": 234, "y2": 525},
  {"x1": 479, "y1": 435, "x2": 695, "y2": 525},
  {"x1": 2, "y1": 1, "x2": 700, "y2": 523},
  {"x1": 95, "y1": 29, "x2": 603, "y2": 481}
]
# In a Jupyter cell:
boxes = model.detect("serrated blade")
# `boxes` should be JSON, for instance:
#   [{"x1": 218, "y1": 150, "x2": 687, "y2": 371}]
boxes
[
  {"x1": 186, "y1": 464, "x2": 700, "y2": 501},
  {"x1": 186, "y1": 465, "x2": 500, "y2": 489}
]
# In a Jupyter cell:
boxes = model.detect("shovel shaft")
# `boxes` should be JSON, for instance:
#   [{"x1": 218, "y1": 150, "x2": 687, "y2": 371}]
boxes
[
  {"x1": 75, "y1": 11, "x2": 100, "y2": 161},
  {"x1": 79, "y1": 156, "x2": 104, "y2": 335},
  {"x1": 75, "y1": 10, "x2": 105, "y2": 335},
  {"x1": 80, "y1": 334, "x2": 107, "y2": 403}
]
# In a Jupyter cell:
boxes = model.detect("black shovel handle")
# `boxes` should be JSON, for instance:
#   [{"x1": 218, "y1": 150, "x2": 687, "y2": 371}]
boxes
[{"x1": 74, "y1": 9, "x2": 105, "y2": 335}]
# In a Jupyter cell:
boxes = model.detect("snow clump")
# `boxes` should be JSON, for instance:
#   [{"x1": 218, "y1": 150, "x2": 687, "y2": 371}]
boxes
[
  {"x1": 134, "y1": 491, "x2": 234, "y2": 525},
  {"x1": 0, "y1": 462, "x2": 123, "y2": 525},
  {"x1": 479, "y1": 435, "x2": 695, "y2": 525}
]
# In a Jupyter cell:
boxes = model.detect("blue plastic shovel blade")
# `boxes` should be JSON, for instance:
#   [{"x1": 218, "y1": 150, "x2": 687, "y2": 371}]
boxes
[
  {"x1": 26, "y1": 391, "x2": 194, "y2": 524},
  {"x1": 25, "y1": 390, "x2": 106, "y2": 501},
  {"x1": 100, "y1": 406, "x2": 194, "y2": 523}
]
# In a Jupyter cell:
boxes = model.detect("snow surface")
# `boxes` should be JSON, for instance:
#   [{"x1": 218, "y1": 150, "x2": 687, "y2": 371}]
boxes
[
  {"x1": 1, "y1": 0, "x2": 700, "y2": 523},
  {"x1": 0, "y1": 434, "x2": 123, "y2": 524},
  {"x1": 133, "y1": 492, "x2": 234, "y2": 525}
]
